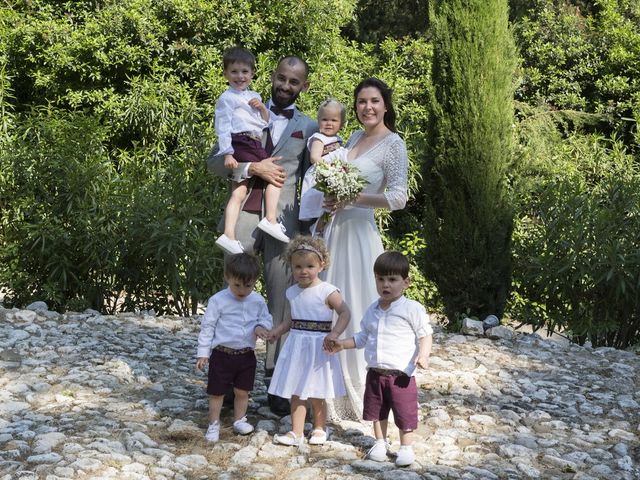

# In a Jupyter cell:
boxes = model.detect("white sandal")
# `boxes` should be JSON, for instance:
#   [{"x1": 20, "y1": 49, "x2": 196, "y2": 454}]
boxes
[
  {"x1": 308, "y1": 428, "x2": 327, "y2": 445},
  {"x1": 273, "y1": 431, "x2": 303, "y2": 446}
]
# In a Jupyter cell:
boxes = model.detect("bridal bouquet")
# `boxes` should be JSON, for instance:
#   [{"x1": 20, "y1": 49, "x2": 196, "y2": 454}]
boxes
[{"x1": 313, "y1": 157, "x2": 366, "y2": 228}]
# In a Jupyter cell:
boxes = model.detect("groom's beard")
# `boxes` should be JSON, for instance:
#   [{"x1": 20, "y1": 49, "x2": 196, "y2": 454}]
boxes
[{"x1": 271, "y1": 86, "x2": 300, "y2": 109}]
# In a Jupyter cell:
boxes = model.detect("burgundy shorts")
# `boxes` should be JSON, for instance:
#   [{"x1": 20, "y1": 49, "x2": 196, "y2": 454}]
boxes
[
  {"x1": 362, "y1": 369, "x2": 418, "y2": 431},
  {"x1": 206, "y1": 348, "x2": 257, "y2": 395},
  {"x1": 231, "y1": 134, "x2": 268, "y2": 163}
]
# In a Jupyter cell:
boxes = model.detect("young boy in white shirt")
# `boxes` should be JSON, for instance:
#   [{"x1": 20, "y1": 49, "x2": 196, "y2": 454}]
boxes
[
  {"x1": 196, "y1": 253, "x2": 273, "y2": 442},
  {"x1": 214, "y1": 47, "x2": 290, "y2": 255},
  {"x1": 331, "y1": 251, "x2": 433, "y2": 467}
]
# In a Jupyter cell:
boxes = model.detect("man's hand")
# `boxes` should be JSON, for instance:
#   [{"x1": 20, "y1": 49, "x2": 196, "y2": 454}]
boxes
[
  {"x1": 196, "y1": 357, "x2": 209, "y2": 371},
  {"x1": 248, "y1": 156, "x2": 285, "y2": 187}
]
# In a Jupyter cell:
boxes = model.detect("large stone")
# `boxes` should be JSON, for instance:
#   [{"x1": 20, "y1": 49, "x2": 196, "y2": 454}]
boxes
[
  {"x1": 26, "y1": 452, "x2": 62, "y2": 464},
  {"x1": 461, "y1": 318, "x2": 484, "y2": 336},
  {"x1": 231, "y1": 446, "x2": 258, "y2": 465},
  {"x1": 175, "y1": 454, "x2": 208, "y2": 469},
  {"x1": 0, "y1": 401, "x2": 29, "y2": 415},
  {"x1": 7, "y1": 310, "x2": 36, "y2": 323},
  {"x1": 26, "y1": 301, "x2": 48, "y2": 311},
  {"x1": 284, "y1": 468, "x2": 322, "y2": 480},
  {"x1": 32, "y1": 432, "x2": 66, "y2": 454},
  {"x1": 485, "y1": 325, "x2": 516, "y2": 340},
  {"x1": 167, "y1": 419, "x2": 202, "y2": 437}
]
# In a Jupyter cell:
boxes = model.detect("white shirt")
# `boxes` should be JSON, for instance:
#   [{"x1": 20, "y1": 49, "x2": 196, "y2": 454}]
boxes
[
  {"x1": 196, "y1": 288, "x2": 273, "y2": 358},
  {"x1": 353, "y1": 295, "x2": 433, "y2": 376},
  {"x1": 240, "y1": 100, "x2": 295, "y2": 179},
  {"x1": 215, "y1": 87, "x2": 269, "y2": 156},
  {"x1": 267, "y1": 100, "x2": 295, "y2": 145}
]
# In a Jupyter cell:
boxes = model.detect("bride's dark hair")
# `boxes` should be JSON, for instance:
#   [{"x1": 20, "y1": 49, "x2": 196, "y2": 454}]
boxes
[{"x1": 353, "y1": 77, "x2": 397, "y2": 133}]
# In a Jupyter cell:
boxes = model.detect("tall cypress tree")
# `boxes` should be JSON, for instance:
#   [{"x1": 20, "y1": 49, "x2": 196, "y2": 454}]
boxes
[{"x1": 424, "y1": 0, "x2": 516, "y2": 321}]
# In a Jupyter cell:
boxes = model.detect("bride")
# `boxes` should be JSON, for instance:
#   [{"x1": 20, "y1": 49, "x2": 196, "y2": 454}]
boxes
[{"x1": 322, "y1": 77, "x2": 408, "y2": 420}]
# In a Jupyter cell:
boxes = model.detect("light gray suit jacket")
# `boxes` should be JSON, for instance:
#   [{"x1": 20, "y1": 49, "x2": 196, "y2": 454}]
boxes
[{"x1": 207, "y1": 106, "x2": 318, "y2": 370}]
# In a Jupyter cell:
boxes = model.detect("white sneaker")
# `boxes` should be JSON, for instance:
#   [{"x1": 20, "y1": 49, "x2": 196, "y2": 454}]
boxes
[
  {"x1": 215, "y1": 234, "x2": 244, "y2": 255},
  {"x1": 366, "y1": 439, "x2": 389, "y2": 462},
  {"x1": 233, "y1": 416, "x2": 254, "y2": 435},
  {"x1": 308, "y1": 428, "x2": 327, "y2": 445},
  {"x1": 395, "y1": 445, "x2": 415, "y2": 466},
  {"x1": 205, "y1": 421, "x2": 220, "y2": 442},
  {"x1": 273, "y1": 431, "x2": 303, "y2": 446},
  {"x1": 257, "y1": 218, "x2": 290, "y2": 243}
]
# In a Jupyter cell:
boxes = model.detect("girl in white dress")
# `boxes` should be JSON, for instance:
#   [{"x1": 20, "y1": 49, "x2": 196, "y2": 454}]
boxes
[
  {"x1": 267, "y1": 235, "x2": 351, "y2": 446},
  {"x1": 322, "y1": 78, "x2": 409, "y2": 421}
]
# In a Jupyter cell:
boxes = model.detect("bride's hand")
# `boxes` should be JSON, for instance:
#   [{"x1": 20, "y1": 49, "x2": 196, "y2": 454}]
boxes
[{"x1": 323, "y1": 195, "x2": 346, "y2": 214}]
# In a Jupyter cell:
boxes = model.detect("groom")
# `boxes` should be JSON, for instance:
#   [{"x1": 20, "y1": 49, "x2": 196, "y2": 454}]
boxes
[{"x1": 208, "y1": 55, "x2": 318, "y2": 415}]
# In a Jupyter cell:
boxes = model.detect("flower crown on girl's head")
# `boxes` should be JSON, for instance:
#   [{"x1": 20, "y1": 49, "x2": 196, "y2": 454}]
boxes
[
  {"x1": 286, "y1": 235, "x2": 331, "y2": 267},
  {"x1": 294, "y1": 243, "x2": 322, "y2": 257}
]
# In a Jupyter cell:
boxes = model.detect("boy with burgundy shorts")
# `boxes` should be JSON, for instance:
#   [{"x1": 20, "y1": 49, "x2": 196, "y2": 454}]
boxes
[
  {"x1": 331, "y1": 251, "x2": 433, "y2": 466},
  {"x1": 196, "y1": 253, "x2": 272, "y2": 442}
]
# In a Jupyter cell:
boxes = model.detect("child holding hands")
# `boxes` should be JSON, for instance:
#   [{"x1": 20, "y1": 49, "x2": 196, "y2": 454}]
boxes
[
  {"x1": 267, "y1": 235, "x2": 351, "y2": 446},
  {"x1": 330, "y1": 251, "x2": 433, "y2": 467},
  {"x1": 196, "y1": 253, "x2": 273, "y2": 442},
  {"x1": 214, "y1": 47, "x2": 289, "y2": 255}
]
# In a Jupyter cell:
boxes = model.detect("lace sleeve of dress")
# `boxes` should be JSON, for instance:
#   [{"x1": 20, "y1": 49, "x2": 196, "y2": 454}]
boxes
[{"x1": 382, "y1": 136, "x2": 409, "y2": 210}]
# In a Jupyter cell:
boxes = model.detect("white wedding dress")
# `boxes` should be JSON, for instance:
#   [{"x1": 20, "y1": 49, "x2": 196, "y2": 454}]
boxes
[{"x1": 322, "y1": 130, "x2": 408, "y2": 421}]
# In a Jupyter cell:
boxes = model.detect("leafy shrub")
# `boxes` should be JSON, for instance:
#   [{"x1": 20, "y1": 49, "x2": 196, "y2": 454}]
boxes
[
  {"x1": 509, "y1": 130, "x2": 640, "y2": 348},
  {"x1": 0, "y1": 109, "x2": 120, "y2": 310},
  {"x1": 514, "y1": 0, "x2": 640, "y2": 144}
]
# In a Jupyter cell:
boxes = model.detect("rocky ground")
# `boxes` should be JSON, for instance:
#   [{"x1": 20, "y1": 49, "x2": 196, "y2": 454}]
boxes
[{"x1": 1, "y1": 304, "x2": 639, "y2": 480}]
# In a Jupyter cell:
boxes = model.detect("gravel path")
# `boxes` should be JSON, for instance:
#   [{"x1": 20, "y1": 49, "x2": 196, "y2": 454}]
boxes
[{"x1": 1, "y1": 306, "x2": 639, "y2": 479}]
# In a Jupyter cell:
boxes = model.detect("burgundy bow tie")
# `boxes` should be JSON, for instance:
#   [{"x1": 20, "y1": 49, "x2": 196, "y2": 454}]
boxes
[{"x1": 270, "y1": 105, "x2": 294, "y2": 119}]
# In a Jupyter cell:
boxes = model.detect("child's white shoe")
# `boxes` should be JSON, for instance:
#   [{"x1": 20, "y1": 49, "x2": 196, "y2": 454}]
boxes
[
  {"x1": 366, "y1": 439, "x2": 389, "y2": 462},
  {"x1": 205, "y1": 421, "x2": 220, "y2": 442},
  {"x1": 308, "y1": 428, "x2": 327, "y2": 445},
  {"x1": 273, "y1": 431, "x2": 302, "y2": 446},
  {"x1": 257, "y1": 218, "x2": 290, "y2": 243},
  {"x1": 215, "y1": 234, "x2": 244, "y2": 255},
  {"x1": 233, "y1": 416, "x2": 254, "y2": 435},
  {"x1": 395, "y1": 445, "x2": 415, "y2": 467}
]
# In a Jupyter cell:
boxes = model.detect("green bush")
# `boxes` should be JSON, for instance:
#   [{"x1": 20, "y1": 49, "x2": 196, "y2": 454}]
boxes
[
  {"x1": 514, "y1": 0, "x2": 640, "y2": 144},
  {"x1": 509, "y1": 129, "x2": 640, "y2": 348},
  {"x1": 0, "y1": 109, "x2": 120, "y2": 310}
]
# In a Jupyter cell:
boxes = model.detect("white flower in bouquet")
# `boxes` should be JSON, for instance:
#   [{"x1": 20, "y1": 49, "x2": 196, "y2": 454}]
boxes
[
  {"x1": 312, "y1": 157, "x2": 366, "y2": 228},
  {"x1": 313, "y1": 157, "x2": 366, "y2": 203}
]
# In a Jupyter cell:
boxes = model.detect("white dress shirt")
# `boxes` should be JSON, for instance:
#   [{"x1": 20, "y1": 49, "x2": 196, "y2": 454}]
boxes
[
  {"x1": 215, "y1": 87, "x2": 269, "y2": 156},
  {"x1": 267, "y1": 100, "x2": 295, "y2": 145},
  {"x1": 240, "y1": 100, "x2": 295, "y2": 179},
  {"x1": 353, "y1": 295, "x2": 433, "y2": 376},
  {"x1": 197, "y1": 288, "x2": 273, "y2": 358}
]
